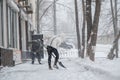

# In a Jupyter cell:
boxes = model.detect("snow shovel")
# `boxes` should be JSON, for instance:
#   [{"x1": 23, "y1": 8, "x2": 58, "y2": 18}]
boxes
[{"x1": 52, "y1": 54, "x2": 66, "y2": 68}]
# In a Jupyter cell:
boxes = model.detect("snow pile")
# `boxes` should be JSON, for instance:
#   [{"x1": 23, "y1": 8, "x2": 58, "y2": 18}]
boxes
[
  {"x1": 75, "y1": 58, "x2": 120, "y2": 80},
  {"x1": 95, "y1": 44, "x2": 112, "y2": 57},
  {"x1": 0, "y1": 43, "x2": 120, "y2": 80},
  {"x1": 0, "y1": 57, "x2": 120, "y2": 80}
]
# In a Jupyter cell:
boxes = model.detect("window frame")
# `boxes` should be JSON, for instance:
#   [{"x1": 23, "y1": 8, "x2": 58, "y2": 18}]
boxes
[{"x1": 7, "y1": 6, "x2": 18, "y2": 48}]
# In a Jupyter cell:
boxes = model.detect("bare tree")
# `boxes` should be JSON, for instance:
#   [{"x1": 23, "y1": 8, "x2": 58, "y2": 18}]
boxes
[
  {"x1": 90, "y1": 0, "x2": 101, "y2": 61},
  {"x1": 36, "y1": 0, "x2": 59, "y2": 34},
  {"x1": 74, "y1": 0, "x2": 81, "y2": 57},
  {"x1": 107, "y1": 31, "x2": 120, "y2": 59},
  {"x1": 86, "y1": 0, "x2": 101, "y2": 61},
  {"x1": 114, "y1": 0, "x2": 119, "y2": 58},
  {"x1": 86, "y1": 0, "x2": 92, "y2": 57},
  {"x1": 53, "y1": 0, "x2": 57, "y2": 35},
  {"x1": 107, "y1": 0, "x2": 119, "y2": 59},
  {"x1": 86, "y1": 0, "x2": 92, "y2": 42},
  {"x1": 81, "y1": 0, "x2": 86, "y2": 58}
]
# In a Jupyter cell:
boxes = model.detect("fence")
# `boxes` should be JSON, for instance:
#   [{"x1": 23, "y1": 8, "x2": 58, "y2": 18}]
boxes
[
  {"x1": 43, "y1": 48, "x2": 78, "y2": 59},
  {"x1": 58, "y1": 48, "x2": 78, "y2": 58},
  {"x1": 20, "y1": 44, "x2": 115, "y2": 60}
]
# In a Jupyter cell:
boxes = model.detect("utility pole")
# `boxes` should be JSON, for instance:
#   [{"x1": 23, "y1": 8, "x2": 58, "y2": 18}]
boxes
[
  {"x1": 53, "y1": 0, "x2": 57, "y2": 35},
  {"x1": 37, "y1": 0, "x2": 40, "y2": 34}
]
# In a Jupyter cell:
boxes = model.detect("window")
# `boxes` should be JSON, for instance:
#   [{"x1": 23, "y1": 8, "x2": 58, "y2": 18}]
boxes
[{"x1": 7, "y1": 6, "x2": 18, "y2": 48}]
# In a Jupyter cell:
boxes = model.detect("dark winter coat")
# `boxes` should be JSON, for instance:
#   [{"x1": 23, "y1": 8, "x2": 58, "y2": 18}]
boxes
[{"x1": 32, "y1": 42, "x2": 39, "y2": 52}]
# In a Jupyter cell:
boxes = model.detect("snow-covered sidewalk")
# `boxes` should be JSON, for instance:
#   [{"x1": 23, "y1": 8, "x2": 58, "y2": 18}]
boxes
[{"x1": 0, "y1": 57, "x2": 120, "y2": 80}]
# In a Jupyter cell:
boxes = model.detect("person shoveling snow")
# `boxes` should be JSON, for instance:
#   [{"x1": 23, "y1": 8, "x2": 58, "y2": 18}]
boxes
[{"x1": 44, "y1": 33, "x2": 66, "y2": 70}]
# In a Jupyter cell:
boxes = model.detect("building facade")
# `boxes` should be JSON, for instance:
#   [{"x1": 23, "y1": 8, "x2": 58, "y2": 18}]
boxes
[{"x1": 0, "y1": 0, "x2": 34, "y2": 66}]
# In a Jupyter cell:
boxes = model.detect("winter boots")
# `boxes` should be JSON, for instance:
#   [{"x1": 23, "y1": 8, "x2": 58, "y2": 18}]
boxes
[
  {"x1": 48, "y1": 62, "x2": 53, "y2": 70},
  {"x1": 49, "y1": 66, "x2": 53, "y2": 70},
  {"x1": 53, "y1": 64, "x2": 59, "y2": 69},
  {"x1": 32, "y1": 60, "x2": 34, "y2": 64},
  {"x1": 48, "y1": 64, "x2": 59, "y2": 70},
  {"x1": 38, "y1": 59, "x2": 41, "y2": 64},
  {"x1": 48, "y1": 64, "x2": 53, "y2": 70},
  {"x1": 48, "y1": 65, "x2": 59, "y2": 70},
  {"x1": 32, "y1": 59, "x2": 41, "y2": 64}
]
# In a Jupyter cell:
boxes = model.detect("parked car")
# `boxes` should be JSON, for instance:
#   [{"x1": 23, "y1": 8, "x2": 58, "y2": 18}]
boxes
[{"x1": 59, "y1": 42, "x2": 74, "y2": 49}]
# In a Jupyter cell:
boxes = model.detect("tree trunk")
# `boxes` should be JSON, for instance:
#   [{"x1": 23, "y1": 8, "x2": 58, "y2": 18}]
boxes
[
  {"x1": 86, "y1": 0, "x2": 92, "y2": 57},
  {"x1": 74, "y1": 0, "x2": 81, "y2": 57},
  {"x1": 53, "y1": 0, "x2": 57, "y2": 35},
  {"x1": 88, "y1": 0, "x2": 101, "y2": 61},
  {"x1": 81, "y1": 0, "x2": 86, "y2": 58},
  {"x1": 86, "y1": 0, "x2": 92, "y2": 42},
  {"x1": 110, "y1": 0, "x2": 119, "y2": 58},
  {"x1": 114, "y1": 0, "x2": 118, "y2": 58},
  {"x1": 107, "y1": 31, "x2": 120, "y2": 60}
]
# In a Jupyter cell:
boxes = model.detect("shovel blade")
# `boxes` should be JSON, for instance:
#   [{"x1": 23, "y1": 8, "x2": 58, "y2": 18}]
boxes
[{"x1": 59, "y1": 62, "x2": 66, "y2": 68}]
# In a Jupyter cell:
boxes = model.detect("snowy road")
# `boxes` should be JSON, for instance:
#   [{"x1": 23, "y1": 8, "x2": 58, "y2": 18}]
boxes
[{"x1": 0, "y1": 58, "x2": 120, "y2": 80}]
